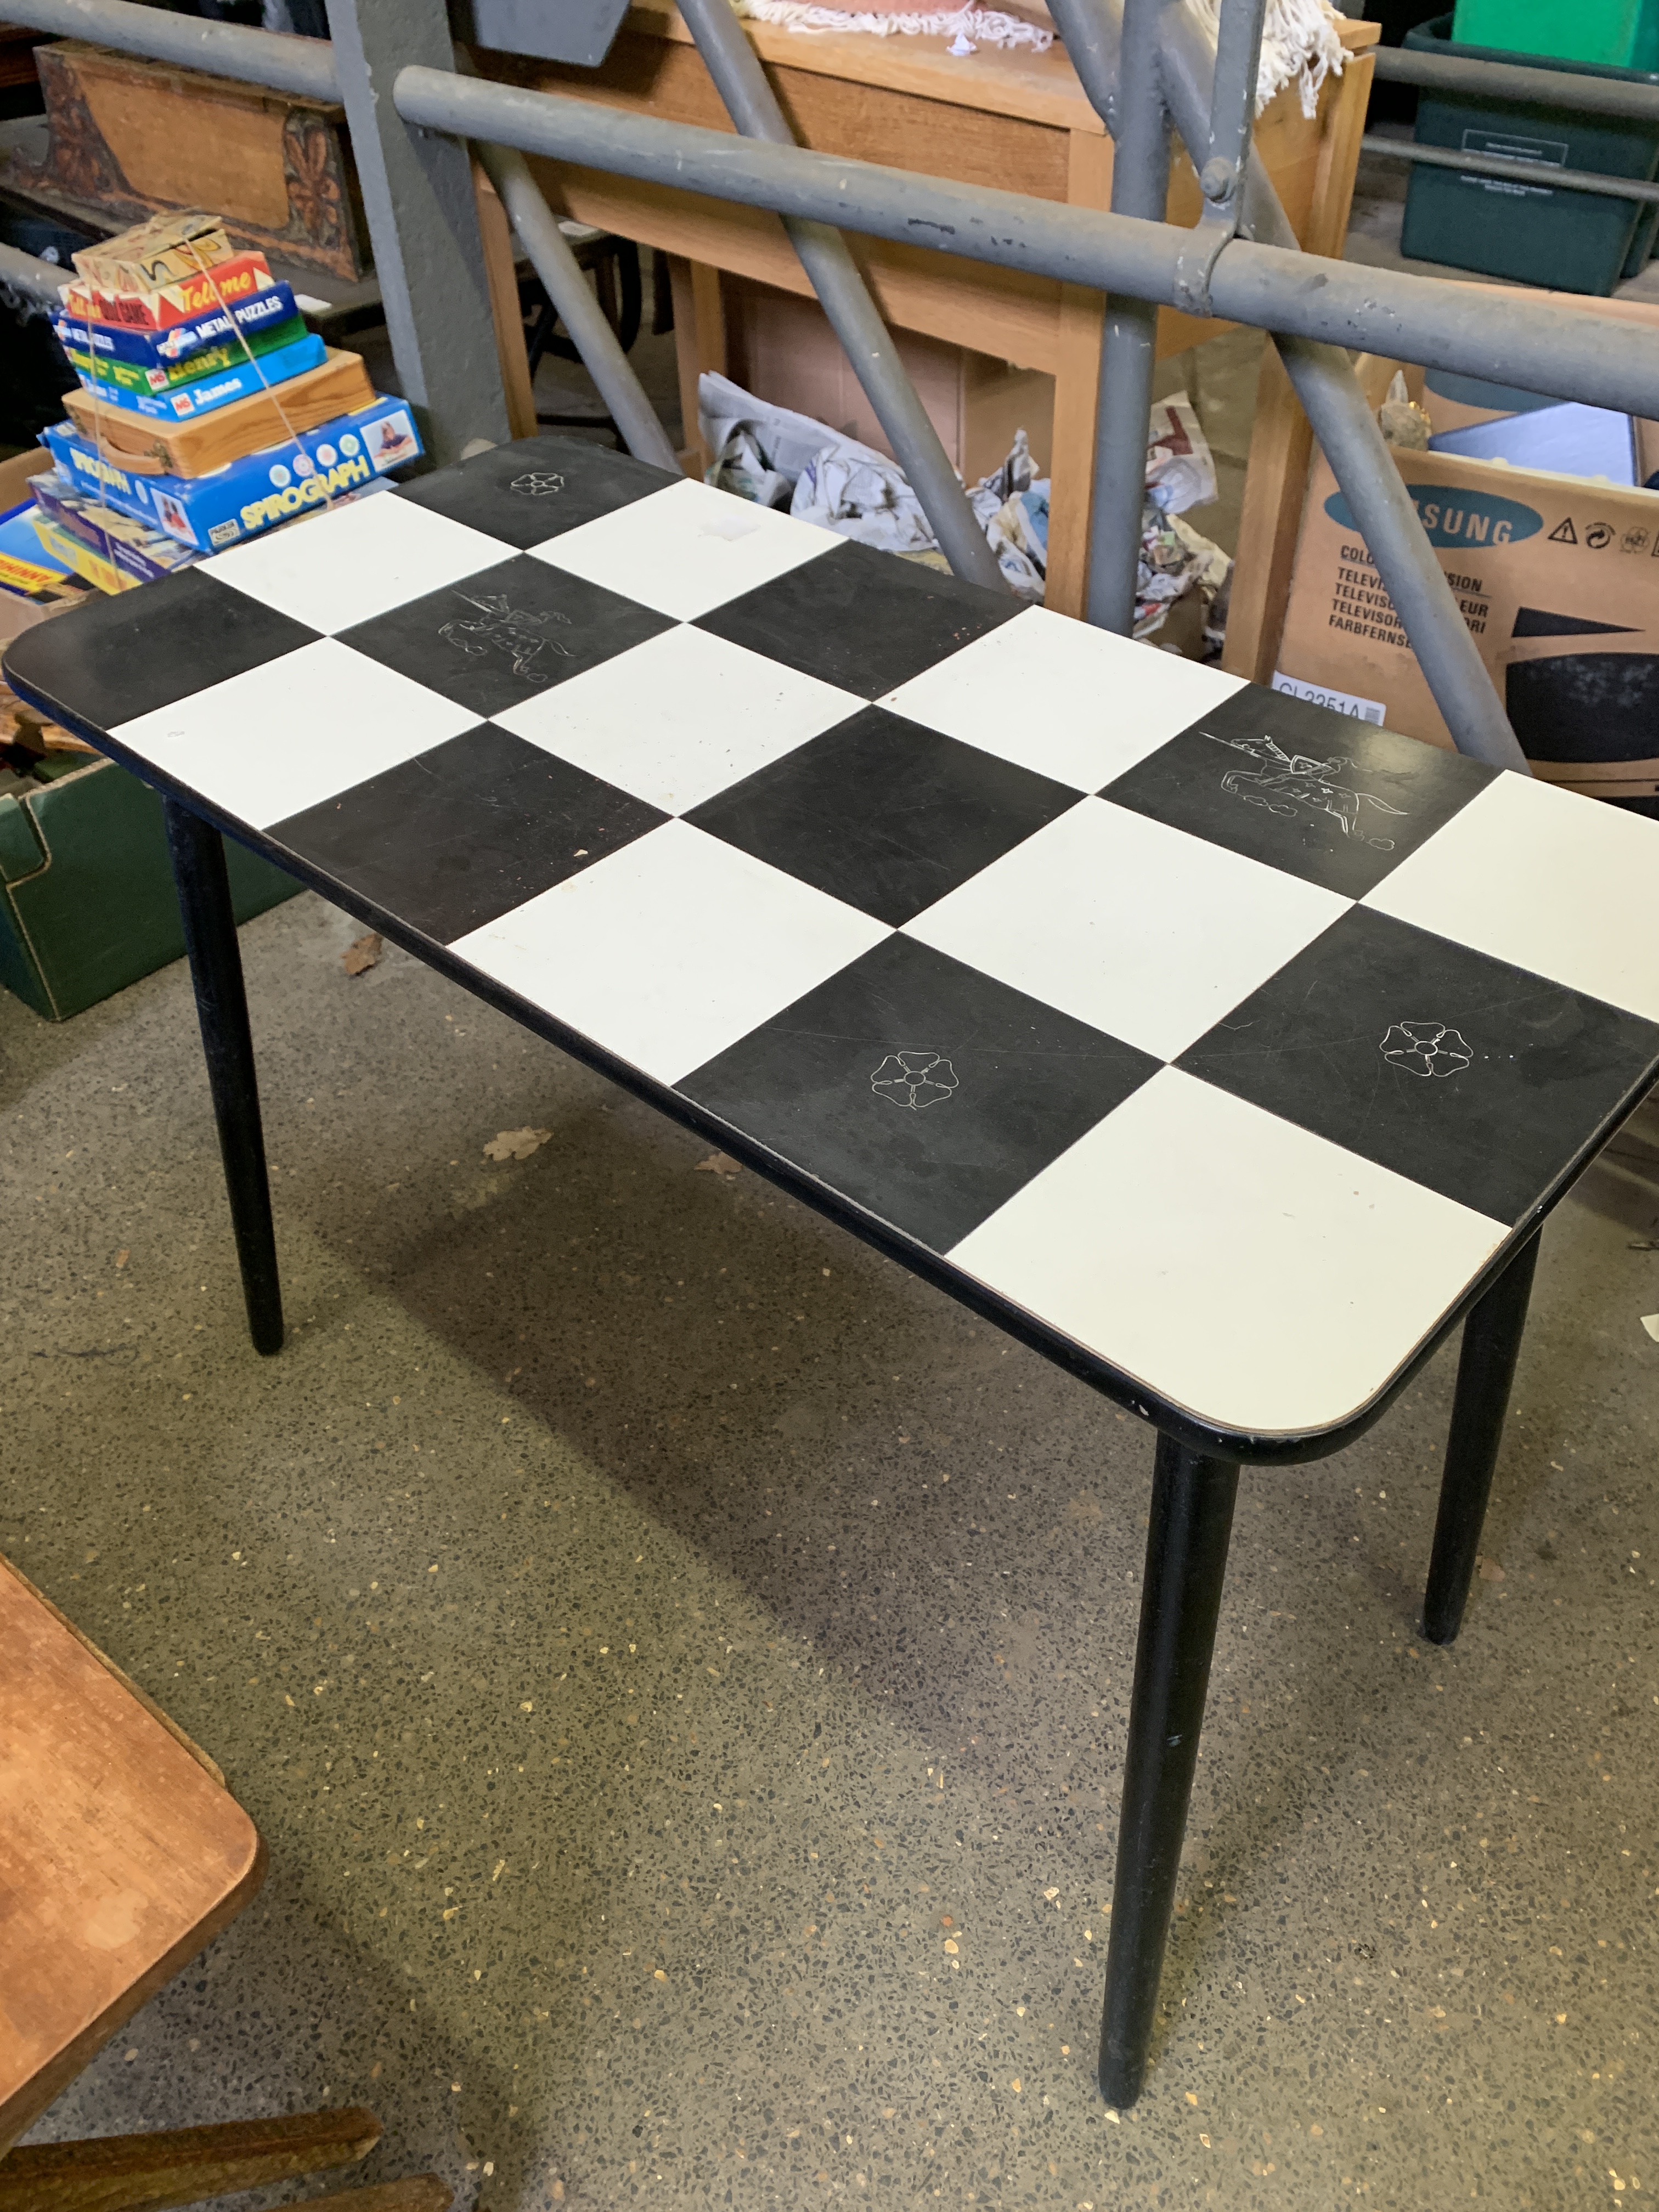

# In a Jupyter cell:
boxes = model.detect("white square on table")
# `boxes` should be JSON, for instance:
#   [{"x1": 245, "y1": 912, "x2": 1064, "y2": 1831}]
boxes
[
  {"x1": 1364, "y1": 769, "x2": 1659, "y2": 1024},
  {"x1": 950, "y1": 1066, "x2": 1509, "y2": 1440},
  {"x1": 200, "y1": 493, "x2": 510, "y2": 635},
  {"x1": 904, "y1": 797, "x2": 1349, "y2": 1062},
  {"x1": 110, "y1": 638, "x2": 478, "y2": 827},
  {"x1": 448, "y1": 819, "x2": 890, "y2": 1085},
  {"x1": 494, "y1": 624, "x2": 863, "y2": 814},
  {"x1": 532, "y1": 477, "x2": 839, "y2": 621},
  {"x1": 882, "y1": 606, "x2": 1248, "y2": 792}
]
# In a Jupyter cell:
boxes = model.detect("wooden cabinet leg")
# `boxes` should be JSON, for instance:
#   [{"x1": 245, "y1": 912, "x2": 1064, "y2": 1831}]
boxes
[
  {"x1": 1221, "y1": 342, "x2": 1312, "y2": 684},
  {"x1": 1045, "y1": 281, "x2": 1106, "y2": 620},
  {"x1": 472, "y1": 160, "x2": 537, "y2": 443},
  {"x1": 667, "y1": 255, "x2": 727, "y2": 478}
]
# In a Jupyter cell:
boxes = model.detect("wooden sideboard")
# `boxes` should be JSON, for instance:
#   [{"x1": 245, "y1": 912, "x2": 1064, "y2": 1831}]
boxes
[{"x1": 481, "y1": 4, "x2": 1379, "y2": 627}]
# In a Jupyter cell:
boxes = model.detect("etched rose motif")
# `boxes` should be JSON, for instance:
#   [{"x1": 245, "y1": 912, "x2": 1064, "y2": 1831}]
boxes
[
  {"x1": 510, "y1": 470, "x2": 566, "y2": 498},
  {"x1": 1380, "y1": 1022, "x2": 1472, "y2": 1080},
  {"x1": 872, "y1": 1050, "x2": 958, "y2": 1111}
]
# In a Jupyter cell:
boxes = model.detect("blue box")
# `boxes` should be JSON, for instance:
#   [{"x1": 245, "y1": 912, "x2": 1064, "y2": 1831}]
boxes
[
  {"x1": 50, "y1": 282, "x2": 304, "y2": 372},
  {"x1": 38, "y1": 396, "x2": 424, "y2": 554},
  {"x1": 27, "y1": 470, "x2": 199, "y2": 588},
  {"x1": 70, "y1": 332, "x2": 328, "y2": 422}
]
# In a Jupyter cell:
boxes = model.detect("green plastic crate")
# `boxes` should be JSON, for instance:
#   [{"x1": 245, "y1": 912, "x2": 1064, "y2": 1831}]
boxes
[
  {"x1": 1452, "y1": 0, "x2": 1659, "y2": 70},
  {"x1": 0, "y1": 753, "x2": 300, "y2": 1022},
  {"x1": 1402, "y1": 13, "x2": 1659, "y2": 293}
]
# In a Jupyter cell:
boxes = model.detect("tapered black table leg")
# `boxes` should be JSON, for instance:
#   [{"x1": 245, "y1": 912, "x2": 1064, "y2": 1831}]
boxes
[
  {"x1": 1099, "y1": 1432, "x2": 1238, "y2": 2109},
  {"x1": 1423, "y1": 1228, "x2": 1541, "y2": 1646},
  {"x1": 162, "y1": 798, "x2": 284, "y2": 1356}
]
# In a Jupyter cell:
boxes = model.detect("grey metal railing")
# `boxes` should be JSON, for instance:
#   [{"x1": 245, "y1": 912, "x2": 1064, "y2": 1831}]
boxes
[
  {"x1": 9, "y1": 0, "x2": 1659, "y2": 764},
  {"x1": 672, "y1": 0, "x2": 1006, "y2": 591},
  {"x1": 1361, "y1": 133, "x2": 1659, "y2": 204},
  {"x1": 1372, "y1": 40, "x2": 1659, "y2": 122}
]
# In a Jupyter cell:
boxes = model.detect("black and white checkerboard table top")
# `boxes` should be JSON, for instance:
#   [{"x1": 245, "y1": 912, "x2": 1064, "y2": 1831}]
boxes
[{"x1": 10, "y1": 433, "x2": 1658, "y2": 1456}]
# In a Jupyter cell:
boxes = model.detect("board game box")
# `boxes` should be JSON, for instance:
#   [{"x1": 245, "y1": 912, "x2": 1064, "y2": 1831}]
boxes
[
  {"x1": 63, "y1": 251, "x2": 274, "y2": 331},
  {"x1": 27, "y1": 470, "x2": 199, "y2": 588},
  {"x1": 66, "y1": 331, "x2": 325, "y2": 421},
  {"x1": 38, "y1": 396, "x2": 424, "y2": 552},
  {"x1": 52, "y1": 282, "x2": 303, "y2": 375}
]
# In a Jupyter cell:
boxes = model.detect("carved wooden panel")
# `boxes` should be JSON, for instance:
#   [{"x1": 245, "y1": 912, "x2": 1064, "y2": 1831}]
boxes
[{"x1": 8, "y1": 42, "x2": 369, "y2": 281}]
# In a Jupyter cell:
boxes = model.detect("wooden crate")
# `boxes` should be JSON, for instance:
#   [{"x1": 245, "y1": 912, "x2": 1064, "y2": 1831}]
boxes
[{"x1": 6, "y1": 41, "x2": 369, "y2": 281}]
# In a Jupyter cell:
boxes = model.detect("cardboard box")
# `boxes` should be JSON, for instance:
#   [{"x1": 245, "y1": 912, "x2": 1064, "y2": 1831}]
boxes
[
  {"x1": 0, "y1": 752, "x2": 298, "y2": 1021},
  {"x1": 1274, "y1": 439, "x2": 1659, "y2": 801},
  {"x1": 2, "y1": 444, "x2": 297, "y2": 1019},
  {"x1": 1419, "y1": 291, "x2": 1659, "y2": 481}
]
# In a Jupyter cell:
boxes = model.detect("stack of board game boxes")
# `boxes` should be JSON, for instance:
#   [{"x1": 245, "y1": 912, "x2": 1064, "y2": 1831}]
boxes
[{"x1": 27, "y1": 210, "x2": 423, "y2": 590}]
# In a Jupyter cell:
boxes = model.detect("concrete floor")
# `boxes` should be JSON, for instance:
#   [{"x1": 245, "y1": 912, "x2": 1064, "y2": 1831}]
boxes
[{"x1": 4, "y1": 879, "x2": 1657, "y2": 2211}]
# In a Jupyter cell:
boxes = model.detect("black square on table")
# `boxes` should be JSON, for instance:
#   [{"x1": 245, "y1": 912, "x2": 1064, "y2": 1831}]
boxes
[
  {"x1": 1103, "y1": 683, "x2": 1496, "y2": 900},
  {"x1": 392, "y1": 432, "x2": 676, "y2": 551},
  {"x1": 685, "y1": 704, "x2": 1081, "y2": 927},
  {"x1": 268, "y1": 724, "x2": 667, "y2": 945},
  {"x1": 336, "y1": 554, "x2": 676, "y2": 719},
  {"x1": 2, "y1": 566, "x2": 319, "y2": 735},
  {"x1": 693, "y1": 537, "x2": 1022, "y2": 699},
  {"x1": 1177, "y1": 905, "x2": 1659, "y2": 1224},
  {"x1": 679, "y1": 932, "x2": 1160, "y2": 1254}
]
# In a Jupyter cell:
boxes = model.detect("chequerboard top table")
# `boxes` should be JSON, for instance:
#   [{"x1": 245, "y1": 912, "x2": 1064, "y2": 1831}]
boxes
[{"x1": 8, "y1": 432, "x2": 1658, "y2": 2105}]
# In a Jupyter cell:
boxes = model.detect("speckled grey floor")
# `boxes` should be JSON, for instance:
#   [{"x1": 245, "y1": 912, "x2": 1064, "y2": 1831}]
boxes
[{"x1": 3, "y1": 885, "x2": 1656, "y2": 2212}]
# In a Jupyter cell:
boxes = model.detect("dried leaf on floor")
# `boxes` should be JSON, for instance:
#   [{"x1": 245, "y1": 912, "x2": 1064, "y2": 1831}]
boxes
[
  {"x1": 1477, "y1": 1556, "x2": 1505, "y2": 1582},
  {"x1": 696, "y1": 1152, "x2": 742, "y2": 1177},
  {"x1": 342, "y1": 931, "x2": 383, "y2": 976},
  {"x1": 484, "y1": 1127, "x2": 552, "y2": 1163}
]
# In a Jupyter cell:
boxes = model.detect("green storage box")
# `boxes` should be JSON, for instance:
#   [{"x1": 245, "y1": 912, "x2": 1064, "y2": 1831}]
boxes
[
  {"x1": 1402, "y1": 14, "x2": 1659, "y2": 293},
  {"x1": 0, "y1": 753, "x2": 300, "y2": 1022},
  {"x1": 1452, "y1": 0, "x2": 1659, "y2": 71}
]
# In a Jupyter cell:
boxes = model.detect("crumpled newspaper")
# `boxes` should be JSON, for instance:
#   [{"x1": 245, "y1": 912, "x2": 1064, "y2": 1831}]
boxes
[
  {"x1": 699, "y1": 370, "x2": 1230, "y2": 634},
  {"x1": 792, "y1": 445, "x2": 938, "y2": 555},
  {"x1": 1136, "y1": 500, "x2": 1232, "y2": 640},
  {"x1": 1146, "y1": 393, "x2": 1219, "y2": 514},
  {"x1": 965, "y1": 427, "x2": 1049, "y2": 597}
]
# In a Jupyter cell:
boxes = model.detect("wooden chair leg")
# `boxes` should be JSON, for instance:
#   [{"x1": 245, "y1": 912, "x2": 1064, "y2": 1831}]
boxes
[{"x1": 0, "y1": 2106, "x2": 380, "y2": 2212}]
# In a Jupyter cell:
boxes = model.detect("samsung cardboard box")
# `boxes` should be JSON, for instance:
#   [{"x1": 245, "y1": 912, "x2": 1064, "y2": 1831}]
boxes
[{"x1": 1274, "y1": 441, "x2": 1659, "y2": 803}]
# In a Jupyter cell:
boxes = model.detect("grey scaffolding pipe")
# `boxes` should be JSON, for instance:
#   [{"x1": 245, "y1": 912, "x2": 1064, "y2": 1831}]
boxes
[
  {"x1": 671, "y1": 0, "x2": 1007, "y2": 592},
  {"x1": 1361, "y1": 133, "x2": 1659, "y2": 204},
  {"x1": 1051, "y1": 0, "x2": 1526, "y2": 766},
  {"x1": 9, "y1": 0, "x2": 1659, "y2": 765},
  {"x1": 1372, "y1": 38, "x2": 1659, "y2": 122}
]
